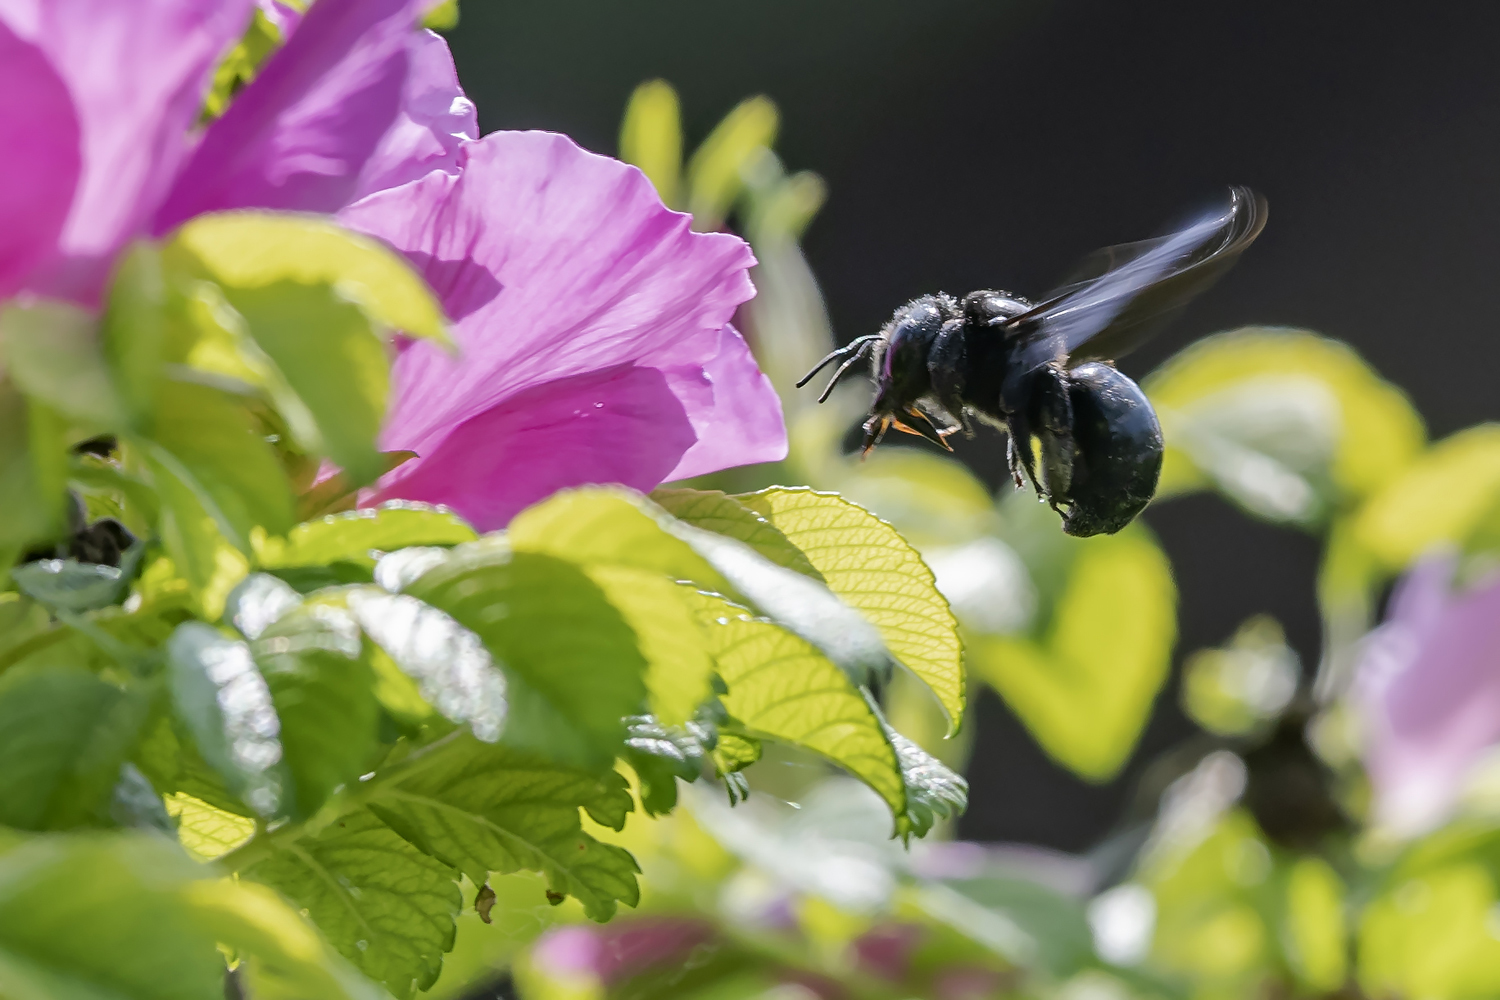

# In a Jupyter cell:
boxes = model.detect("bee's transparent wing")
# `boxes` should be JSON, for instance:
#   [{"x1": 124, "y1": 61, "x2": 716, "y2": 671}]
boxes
[{"x1": 1021, "y1": 186, "x2": 1267, "y2": 364}]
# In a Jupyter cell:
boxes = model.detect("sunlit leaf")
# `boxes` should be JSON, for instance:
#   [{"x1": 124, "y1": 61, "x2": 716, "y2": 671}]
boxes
[
  {"x1": 1354, "y1": 424, "x2": 1500, "y2": 570},
  {"x1": 243, "y1": 810, "x2": 461, "y2": 999},
  {"x1": 250, "y1": 604, "x2": 378, "y2": 820},
  {"x1": 736, "y1": 487, "x2": 965, "y2": 732},
  {"x1": 688, "y1": 590, "x2": 905, "y2": 824},
  {"x1": 512, "y1": 487, "x2": 895, "y2": 710},
  {"x1": 884, "y1": 725, "x2": 966, "y2": 840},
  {"x1": 165, "y1": 622, "x2": 283, "y2": 815},
  {"x1": 1145, "y1": 328, "x2": 1424, "y2": 515},
  {"x1": 685, "y1": 95, "x2": 778, "y2": 230},
  {"x1": 365, "y1": 735, "x2": 640, "y2": 921},
  {"x1": 620, "y1": 79, "x2": 682, "y2": 207},
  {"x1": 344, "y1": 587, "x2": 507, "y2": 742},
  {"x1": 256, "y1": 501, "x2": 476, "y2": 570},
  {"x1": 1283, "y1": 856, "x2": 1347, "y2": 992},
  {"x1": 404, "y1": 547, "x2": 648, "y2": 770},
  {"x1": 651, "y1": 487, "x2": 821, "y2": 580},
  {"x1": 166, "y1": 792, "x2": 256, "y2": 861},
  {"x1": 968, "y1": 528, "x2": 1176, "y2": 781},
  {"x1": 167, "y1": 211, "x2": 448, "y2": 343}
]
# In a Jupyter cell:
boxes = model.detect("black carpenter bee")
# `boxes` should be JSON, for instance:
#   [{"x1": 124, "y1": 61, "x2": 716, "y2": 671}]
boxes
[{"x1": 799, "y1": 186, "x2": 1267, "y2": 536}]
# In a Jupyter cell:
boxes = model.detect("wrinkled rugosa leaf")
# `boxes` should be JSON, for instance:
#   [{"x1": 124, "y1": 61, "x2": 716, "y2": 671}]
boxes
[{"x1": 241, "y1": 811, "x2": 460, "y2": 999}]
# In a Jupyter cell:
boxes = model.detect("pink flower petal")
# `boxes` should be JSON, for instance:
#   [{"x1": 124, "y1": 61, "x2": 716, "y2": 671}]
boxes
[
  {"x1": 339, "y1": 130, "x2": 777, "y2": 506},
  {"x1": 1358, "y1": 554, "x2": 1500, "y2": 835},
  {"x1": 256, "y1": 0, "x2": 301, "y2": 37},
  {"x1": 153, "y1": 0, "x2": 419, "y2": 232},
  {"x1": 0, "y1": 22, "x2": 79, "y2": 297},
  {"x1": 2, "y1": 0, "x2": 253, "y2": 302},
  {"x1": 660, "y1": 324, "x2": 788, "y2": 482},
  {"x1": 351, "y1": 29, "x2": 476, "y2": 201},
  {"x1": 366, "y1": 365, "x2": 697, "y2": 531}
]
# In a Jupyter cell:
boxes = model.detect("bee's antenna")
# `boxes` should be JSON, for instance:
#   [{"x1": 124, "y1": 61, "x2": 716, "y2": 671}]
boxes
[
  {"x1": 796, "y1": 335, "x2": 882, "y2": 387},
  {"x1": 797, "y1": 334, "x2": 882, "y2": 403}
]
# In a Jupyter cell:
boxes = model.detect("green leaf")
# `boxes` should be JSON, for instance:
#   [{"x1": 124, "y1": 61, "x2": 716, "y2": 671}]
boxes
[
  {"x1": 1145, "y1": 328, "x2": 1424, "y2": 513},
  {"x1": 140, "y1": 378, "x2": 295, "y2": 548},
  {"x1": 0, "y1": 299, "x2": 125, "y2": 428},
  {"x1": 1283, "y1": 856, "x2": 1347, "y2": 992},
  {"x1": 511, "y1": 487, "x2": 895, "y2": 691},
  {"x1": 141, "y1": 450, "x2": 250, "y2": 617},
  {"x1": 251, "y1": 604, "x2": 379, "y2": 820},
  {"x1": 0, "y1": 377, "x2": 66, "y2": 551},
  {"x1": 256, "y1": 501, "x2": 477, "y2": 570},
  {"x1": 344, "y1": 587, "x2": 507, "y2": 741},
  {"x1": 581, "y1": 564, "x2": 714, "y2": 727},
  {"x1": 652, "y1": 487, "x2": 822, "y2": 579},
  {"x1": 241, "y1": 810, "x2": 461, "y2": 999},
  {"x1": 220, "y1": 280, "x2": 391, "y2": 487},
  {"x1": 165, "y1": 622, "x2": 284, "y2": 815},
  {"x1": 404, "y1": 548, "x2": 648, "y2": 769},
  {"x1": 421, "y1": 0, "x2": 459, "y2": 30},
  {"x1": 0, "y1": 671, "x2": 148, "y2": 830},
  {"x1": 507, "y1": 487, "x2": 723, "y2": 587},
  {"x1": 165, "y1": 792, "x2": 257, "y2": 860},
  {"x1": 10, "y1": 555, "x2": 136, "y2": 613},
  {"x1": 685, "y1": 95, "x2": 778, "y2": 230},
  {"x1": 364, "y1": 735, "x2": 640, "y2": 921},
  {"x1": 620, "y1": 79, "x2": 682, "y2": 207},
  {"x1": 167, "y1": 211, "x2": 448, "y2": 344},
  {"x1": 968, "y1": 528, "x2": 1176, "y2": 781},
  {"x1": 0, "y1": 835, "x2": 232, "y2": 1000},
  {"x1": 0, "y1": 832, "x2": 384, "y2": 1000},
  {"x1": 689, "y1": 590, "x2": 905, "y2": 824},
  {"x1": 736, "y1": 487, "x2": 965, "y2": 732},
  {"x1": 622, "y1": 714, "x2": 709, "y2": 815},
  {"x1": 884, "y1": 724, "x2": 966, "y2": 840},
  {"x1": 1353, "y1": 424, "x2": 1500, "y2": 570}
]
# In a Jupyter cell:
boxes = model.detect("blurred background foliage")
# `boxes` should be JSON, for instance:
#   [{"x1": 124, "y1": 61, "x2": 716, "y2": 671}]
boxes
[{"x1": 420, "y1": 74, "x2": 1500, "y2": 1000}]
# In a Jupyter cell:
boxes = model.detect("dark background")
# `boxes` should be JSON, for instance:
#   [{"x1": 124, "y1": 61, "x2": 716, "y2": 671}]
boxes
[{"x1": 448, "y1": 0, "x2": 1500, "y2": 851}]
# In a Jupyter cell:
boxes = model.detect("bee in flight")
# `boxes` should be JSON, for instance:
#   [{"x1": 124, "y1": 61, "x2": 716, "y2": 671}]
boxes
[{"x1": 798, "y1": 186, "x2": 1267, "y2": 537}]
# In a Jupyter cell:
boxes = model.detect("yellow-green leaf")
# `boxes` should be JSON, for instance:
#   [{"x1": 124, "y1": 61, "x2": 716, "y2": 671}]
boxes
[
  {"x1": 1284, "y1": 857, "x2": 1347, "y2": 992},
  {"x1": 652, "y1": 487, "x2": 822, "y2": 580},
  {"x1": 1353, "y1": 424, "x2": 1500, "y2": 570},
  {"x1": 167, "y1": 211, "x2": 449, "y2": 344},
  {"x1": 685, "y1": 95, "x2": 778, "y2": 230},
  {"x1": 256, "y1": 502, "x2": 476, "y2": 570},
  {"x1": 1145, "y1": 328, "x2": 1423, "y2": 507},
  {"x1": 582, "y1": 565, "x2": 713, "y2": 727},
  {"x1": 166, "y1": 792, "x2": 256, "y2": 861},
  {"x1": 620, "y1": 79, "x2": 682, "y2": 207},
  {"x1": 968, "y1": 529, "x2": 1175, "y2": 780},
  {"x1": 735, "y1": 487, "x2": 964, "y2": 732},
  {"x1": 690, "y1": 590, "x2": 904, "y2": 823},
  {"x1": 0, "y1": 299, "x2": 126, "y2": 429}
]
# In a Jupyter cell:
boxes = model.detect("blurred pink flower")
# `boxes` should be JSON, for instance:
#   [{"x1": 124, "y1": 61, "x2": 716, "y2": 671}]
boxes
[
  {"x1": 531, "y1": 919, "x2": 716, "y2": 987},
  {"x1": 1356, "y1": 553, "x2": 1500, "y2": 836},
  {"x1": 340, "y1": 130, "x2": 787, "y2": 529},
  {"x1": 0, "y1": 0, "x2": 457, "y2": 303}
]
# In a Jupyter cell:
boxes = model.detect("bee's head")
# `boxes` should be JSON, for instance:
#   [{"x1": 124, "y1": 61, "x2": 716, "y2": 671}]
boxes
[{"x1": 797, "y1": 294, "x2": 961, "y2": 454}]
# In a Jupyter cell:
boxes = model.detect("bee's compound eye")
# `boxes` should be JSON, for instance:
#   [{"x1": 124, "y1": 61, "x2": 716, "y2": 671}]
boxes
[
  {"x1": 1060, "y1": 361, "x2": 1164, "y2": 537},
  {"x1": 878, "y1": 296, "x2": 949, "y2": 398}
]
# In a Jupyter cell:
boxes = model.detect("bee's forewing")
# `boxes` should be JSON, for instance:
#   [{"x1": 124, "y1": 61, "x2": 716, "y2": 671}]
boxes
[{"x1": 1032, "y1": 186, "x2": 1267, "y2": 364}]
